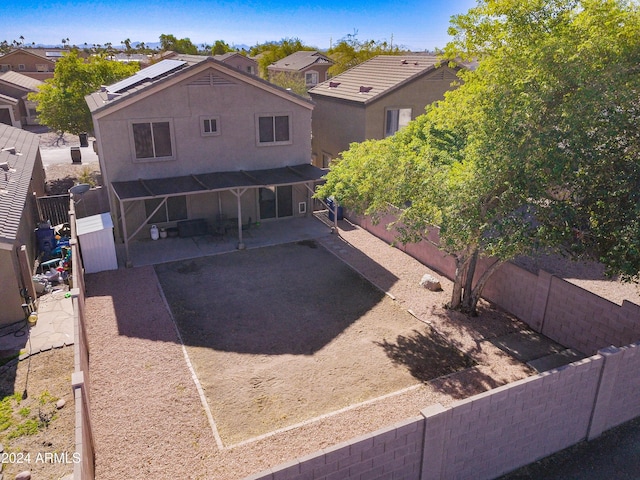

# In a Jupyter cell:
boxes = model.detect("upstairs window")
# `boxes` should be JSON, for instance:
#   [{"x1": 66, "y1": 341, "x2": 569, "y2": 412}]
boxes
[
  {"x1": 257, "y1": 114, "x2": 290, "y2": 145},
  {"x1": 200, "y1": 116, "x2": 220, "y2": 136},
  {"x1": 132, "y1": 121, "x2": 173, "y2": 160},
  {"x1": 385, "y1": 108, "x2": 412, "y2": 137},
  {"x1": 35, "y1": 64, "x2": 49, "y2": 72},
  {"x1": 305, "y1": 71, "x2": 319, "y2": 86}
]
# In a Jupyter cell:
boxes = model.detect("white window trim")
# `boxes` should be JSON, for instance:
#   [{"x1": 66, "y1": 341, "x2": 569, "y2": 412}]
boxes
[
  {"x1": 255, "y1": 112, "x2": 293, "y2": 147},
  {"x1": 384, "y1": 107, "x2": 413, "y2": 137},
  {"x1": 35, "y1": 64, "x2": 49, "y2": 72},
  {"x1": 128, "y1": 118, "x2": 176, "y2": 163},
  {"x1": 200, "y1": 115, "x2": 221, "y2": 137},
  {"x1": 305, "y1": 70, "x2": 319, "y2": 86},
  {"x1": 18, "y1": 64, "x2": 25, "y2": 71}
]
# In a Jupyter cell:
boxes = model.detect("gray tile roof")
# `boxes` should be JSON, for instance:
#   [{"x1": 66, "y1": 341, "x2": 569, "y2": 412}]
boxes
[
  {"x1": 86, "y1": 54, "x2": 313, "y2": 114},
  {"x1": 0, "y1": 124, "x2": 40, "y2": 242},
  {"x1": 112, "y1": 164, "x2": 326, "y2": 200},
  {"x1": 0, "y1": 71, "x2": 43, "y2": 92},
  {"x1": 267, "y1": 51, "x2": 333, "y2": 72},
  {"x1": 308, "y1": 55, "x2": 444, "y2": 104}
]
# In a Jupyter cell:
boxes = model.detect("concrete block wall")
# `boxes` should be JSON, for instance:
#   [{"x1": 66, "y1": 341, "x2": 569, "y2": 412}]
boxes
[
  {"x1": 477, "y1": 260, "x2": 538, "y2": 327},
  {"x1": 246, "y1": 416, "x2": 425, "y2": 480},
  {"x1": 348, "y1": 212, "x2": 640, "y2": 354},
  {"x1": 542, "y1": 277, "x2": 639, "y2": 354},
  {"x1": 421, "y1": 357, "x2": 603, "y2": 480},
  {"x1": 589, "y1": 342, "x2": 640, "y2": 439}
]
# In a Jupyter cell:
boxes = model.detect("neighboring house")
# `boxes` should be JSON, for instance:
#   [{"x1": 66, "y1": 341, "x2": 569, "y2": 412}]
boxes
[
  {"x1": 0, "y1": 71, "x2": 43, "y2": 127},
  {"x1": 0, "y1": 48, "x2": 69, "y2": 81},
  {"x1": 0, "y1": 124, "x2": 46, "y2": 326},
  {"x1": 308, "y1": 55, "x2": 462, "y2": 167},
  {"x1": 267, "y1": 51, "x2": 334, "y2": 88},
  {"x1": 213, "y1": 52, "x2": 258, "y2": 75},
  {"x1": 86, "y1": 55, "x2": 323, "y2": 266}
]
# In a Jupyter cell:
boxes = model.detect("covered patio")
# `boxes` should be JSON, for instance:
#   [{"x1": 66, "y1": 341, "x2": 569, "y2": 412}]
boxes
[
  {"x1": 109, "y1": 164, "x2": 330, "y2": 267},
  {"x1": 114, "y1": 214, "x2": 334, "y2": 267}
]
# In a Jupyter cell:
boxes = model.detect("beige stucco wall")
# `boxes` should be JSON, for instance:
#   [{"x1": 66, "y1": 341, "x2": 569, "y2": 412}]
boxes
[
  {"x1": 0, "y1": 51, "x2": 55, "y2": 80},
  {"x1": 310, "y1": 98, "x2": 366, "y2": 166},
  {"x1": 0, "y1": 244, "x2": 26, "y2": 325},
  {"x1": 311, "y1": 66, "x2": 460, "y2": 166},
  {"x1": 96, "y1": 65, "x2": 312, "y2": 184}
]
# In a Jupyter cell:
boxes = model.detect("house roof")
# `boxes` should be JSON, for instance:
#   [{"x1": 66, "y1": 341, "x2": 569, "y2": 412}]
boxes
[
  {"x1": 0, "y1": 124, "x2": 40, "y2": 242},
  {"x1": 111, "y1": 163, "x2": 326, "y2": 201},
  {"x1": 267, "y1": 51, "x2": 333, "y2": 72},
  {"x1": 86, "y1": 54, "x2": 313, "y2": 116},
  {"x1": 213, "y1": 52, "x2": 255, "y2": 62},
  {"x1": 308, "y1": 55, "x2": 455, "y2": 105},
  {"x1": 0, "y1": 71, "x2": 43, "y2": 92},
  {"x1": 0, "y1": 48, "x2": 68, "y2": 63}
]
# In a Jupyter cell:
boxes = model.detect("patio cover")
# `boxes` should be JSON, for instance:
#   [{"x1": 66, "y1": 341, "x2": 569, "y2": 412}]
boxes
[
  {"x1": 112, "y1": 163, "x2": 327, "y2": 265},
  {"x1": 111, "y1": 164, "x2": 326, "y2": 201}
]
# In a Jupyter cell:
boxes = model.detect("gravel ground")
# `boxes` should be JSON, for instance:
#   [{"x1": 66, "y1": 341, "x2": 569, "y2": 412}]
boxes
[{"x1": 84, "y1": 223, "x2": 536, "y2": 480}]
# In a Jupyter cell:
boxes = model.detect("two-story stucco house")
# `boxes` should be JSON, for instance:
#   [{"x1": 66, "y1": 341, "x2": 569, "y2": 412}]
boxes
[
  {"x1": 0, "y1": 48, "x2": 69, "y2": 81},
  {"x1": 0, "y1": 71, "x2": 42, "y2": 127},
  {"x1": 308, "y1": 55, "x2": 462, "y2": 167},
  {"x1": 86, "y1": 55, "x2": 324, "y2": 266},
  {"x1": 267, "y1": 51, "x2": 334, "y2": 89}
]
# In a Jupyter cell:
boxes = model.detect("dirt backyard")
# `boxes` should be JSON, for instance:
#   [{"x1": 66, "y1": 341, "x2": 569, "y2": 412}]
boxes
[{"x1": 155, "y1": 241, "x2": 474, "y2": 446}]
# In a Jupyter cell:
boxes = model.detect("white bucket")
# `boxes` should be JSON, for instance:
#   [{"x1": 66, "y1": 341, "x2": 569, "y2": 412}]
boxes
[{"x1": 150, "y1": 225, "x2": 159, "y2": 240}]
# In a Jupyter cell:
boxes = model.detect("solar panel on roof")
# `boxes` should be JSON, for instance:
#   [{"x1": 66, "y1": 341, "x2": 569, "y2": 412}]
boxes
[
  {"x1": 106, "y1": 76, "x2": 143, "y2": 93},
  {"x1": 106, "y1": 59, "x2": 187, "y2": 94},
  {"x1": 139, "y1": 59, "x2": 186, "y2": 80}
]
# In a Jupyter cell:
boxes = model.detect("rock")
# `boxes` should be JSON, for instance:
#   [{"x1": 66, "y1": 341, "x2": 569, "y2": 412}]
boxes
[
  {"x1": 420, "y1": 273, "x2": 443, "y2": 291},
  {"x1": 56, "y1": 399, "x2": 66, "y2": 410},
  {"x1": 15, "y1": 471, "x2": 31, "y2": 480}
]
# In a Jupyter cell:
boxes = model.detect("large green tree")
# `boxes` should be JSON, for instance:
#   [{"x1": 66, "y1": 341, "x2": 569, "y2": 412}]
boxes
[
  {"x1": 29, "y1": 51, "x2": 138, "y2": 136},
  {"x1": 317, "y1": 0, "x2": 640, "y2": 313},
  {"x1": 159, "y1": 34, "x2": 198, "y2": 54}
]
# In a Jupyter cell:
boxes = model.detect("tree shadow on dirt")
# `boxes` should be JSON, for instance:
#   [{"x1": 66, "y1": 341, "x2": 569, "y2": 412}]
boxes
[
  {"x1": 377, "y1": 327, "x2": 476, "y2": 383},
  {"x1": 154, "y1": 243, "x2": 392, "y2": 355}
]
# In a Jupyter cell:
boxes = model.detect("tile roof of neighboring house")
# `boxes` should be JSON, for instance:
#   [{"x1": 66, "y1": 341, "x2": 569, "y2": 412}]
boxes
[
  {"x1": 308, "y1": 55, "x2": 458, "y2": 105},
  {"x1": 0, "y1": 71, "x2": 43, "y2": 92},
  {"x1": 267, "y1": 51, "x2": 333, "y2": 72},
  {"x1": 0, "y1": 48, "x2": 69, "y2": 62},
  {"x1": 86, "y1": 54, "x2": 313, "y2": 115},
  {"x1": 0, "y1": 124, "x2": 40, "y2": 242},
  {"x1": 213, "y1": 52, "x2": 244, "y2": 61}
]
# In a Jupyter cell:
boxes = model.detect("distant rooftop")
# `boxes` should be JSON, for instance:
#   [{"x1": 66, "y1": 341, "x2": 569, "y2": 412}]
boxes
[
  {"x1": 309, "y1": 55, "x2": 459, "y2": 104},
  {"x1": 268, "y1": 51, "x2": 333, "y2": 72}
]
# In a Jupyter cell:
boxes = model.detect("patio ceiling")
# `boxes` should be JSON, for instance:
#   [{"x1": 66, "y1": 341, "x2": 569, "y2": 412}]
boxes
[{"x1": 111, "y1": 163, "x2": 327, "y2": 201}]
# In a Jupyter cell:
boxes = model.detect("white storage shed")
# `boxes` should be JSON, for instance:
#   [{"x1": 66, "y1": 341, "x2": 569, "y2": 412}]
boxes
[{"x1": 76, "y1": 213, "x2": 118, "y2": 273}]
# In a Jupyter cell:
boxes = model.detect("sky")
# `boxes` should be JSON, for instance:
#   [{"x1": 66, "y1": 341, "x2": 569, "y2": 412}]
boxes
[{"x1": 1, "y1": 0, "x2": 478, "y2": 52}]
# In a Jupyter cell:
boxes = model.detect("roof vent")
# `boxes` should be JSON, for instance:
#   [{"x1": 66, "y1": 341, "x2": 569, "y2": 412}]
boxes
[
  {"x1": 359, "y1": 86, "x2": 373, "y2": 93},
  {"x1": 329, "y1": 82, "x2": 340, "y2": 88},
  {"x1": 2, "y1": 147, "x2": 16, "y2": 155},
  {"x1": 401, "y1": 59, "x2": 408, "y2": 64},
  {"x1": 0, "y1": 162, "x2": 9, "y2": 171}
]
